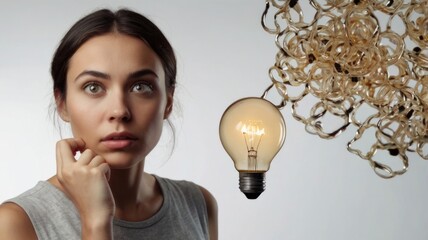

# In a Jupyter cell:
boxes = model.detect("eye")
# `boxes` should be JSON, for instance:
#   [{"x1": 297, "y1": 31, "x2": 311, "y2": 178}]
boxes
[
  {"x1": 83, "y1": 82, "x2": 103, "y2": 95},
  {"x1": 131, "y1": 82, "x2": 153, "y2": 94}
]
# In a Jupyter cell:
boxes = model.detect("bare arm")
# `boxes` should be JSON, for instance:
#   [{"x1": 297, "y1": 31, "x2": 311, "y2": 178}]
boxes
[
  {"x1": 199, "y1": 186, "x2": 218, "y2": 240},
  {"x1": 0, "y1": 203, "x2": 37, "y2": 240},
  {"x1": 81, "y1": 218, "x2": 113, "y2": 240},
  {"x1": 0, "y1": 202, "x2": 113, "y2": 240},
  {"x1": 56, "y1": 138, "x2": 114, "y2": 240}
]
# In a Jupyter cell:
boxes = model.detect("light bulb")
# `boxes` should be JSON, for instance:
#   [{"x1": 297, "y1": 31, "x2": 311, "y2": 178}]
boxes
[{"x1": 219, "y1": 97, "x2": 286, "y2": 199}]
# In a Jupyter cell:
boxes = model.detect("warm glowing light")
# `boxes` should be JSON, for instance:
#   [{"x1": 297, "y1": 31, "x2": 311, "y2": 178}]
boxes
[
  {"x1": 237, "y1": 121, "x2": 266, "y2": 171},
  {"x1": 219, "y1": 98, "x2": 286, "y2": 199},
  {"x1": 239, "y1": 122, "x2": 266, "y2": 136}
]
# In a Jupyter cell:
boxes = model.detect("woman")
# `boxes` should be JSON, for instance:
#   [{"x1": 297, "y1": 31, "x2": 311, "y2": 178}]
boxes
[{"x1": 0, "y1": 8, "x2": 217, "y2": 240}]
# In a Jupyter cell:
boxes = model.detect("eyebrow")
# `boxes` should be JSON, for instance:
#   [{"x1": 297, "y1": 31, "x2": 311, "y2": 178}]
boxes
[{"x1": 74, "y1": 69, "x2": 158, "y2": 82}]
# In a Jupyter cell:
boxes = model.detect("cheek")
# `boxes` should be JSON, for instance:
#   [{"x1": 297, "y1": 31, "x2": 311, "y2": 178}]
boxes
[
  {"x1": 141, "y1": 106, "x2": 164, "y2": 131},
  {"x1": 67, "y1": 102, "x2": 102, "y2": 139},
  {"x1": 138, "y1": 102, "x2": 167, "y2": 146}
]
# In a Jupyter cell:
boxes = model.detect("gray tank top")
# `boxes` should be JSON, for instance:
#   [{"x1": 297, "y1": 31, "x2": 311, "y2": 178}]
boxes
[{"x1": 6, "y1": 175, "x2": 209, "y2": 239}]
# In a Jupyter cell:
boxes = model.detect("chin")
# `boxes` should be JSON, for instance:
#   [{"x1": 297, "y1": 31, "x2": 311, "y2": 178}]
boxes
[{"x1": 101, "y1": 151, "x2": 144, "y2": 169}]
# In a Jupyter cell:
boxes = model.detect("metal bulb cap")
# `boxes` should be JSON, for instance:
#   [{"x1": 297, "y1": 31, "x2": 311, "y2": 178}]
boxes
[{"x1": 239, "y1": 172, "x2": 266, "y2": 199}]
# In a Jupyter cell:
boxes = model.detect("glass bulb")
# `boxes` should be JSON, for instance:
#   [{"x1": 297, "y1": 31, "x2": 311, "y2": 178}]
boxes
[{"x1": 219, "y1": 97, "x2": 286, "y2": 199}]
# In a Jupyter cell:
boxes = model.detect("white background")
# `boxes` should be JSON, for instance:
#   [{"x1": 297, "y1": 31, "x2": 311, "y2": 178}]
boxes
[{"x1": 1, "y1": 1, "x2": 427, "y2": 239}]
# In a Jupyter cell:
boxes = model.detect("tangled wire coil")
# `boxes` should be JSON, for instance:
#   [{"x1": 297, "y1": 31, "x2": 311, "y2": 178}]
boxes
[{"x1": 262, "y1": 0, "x2": 428, "y2": 178}]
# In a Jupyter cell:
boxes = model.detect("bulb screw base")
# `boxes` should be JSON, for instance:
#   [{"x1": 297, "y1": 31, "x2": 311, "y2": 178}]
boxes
[{"x1": 239, "y1": 172, "x2": 266, "y2": 199}]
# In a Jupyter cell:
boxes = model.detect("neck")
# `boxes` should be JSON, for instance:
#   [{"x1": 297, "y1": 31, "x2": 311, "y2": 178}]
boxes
[
  {"x1": 108, "y1": 161, "x2": 147, "y2": 208},
  {"x1": 108, "y1": 161, "x2": 162, "y2": 221}
]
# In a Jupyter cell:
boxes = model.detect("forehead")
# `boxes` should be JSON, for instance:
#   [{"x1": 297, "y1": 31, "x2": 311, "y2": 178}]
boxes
[{"x1": 67, "y1": 32, "x2": 164, "y2": 81}]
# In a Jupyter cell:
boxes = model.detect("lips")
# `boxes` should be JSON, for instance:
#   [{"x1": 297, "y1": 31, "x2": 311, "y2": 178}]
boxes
[{"x1": 101, "y1": 132, "x2": 138, "y2": 150}]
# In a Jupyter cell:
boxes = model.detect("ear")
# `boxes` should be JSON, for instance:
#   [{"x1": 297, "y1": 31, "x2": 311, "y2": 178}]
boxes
[
  {"x1": 163, "y1": 88, "x2": 174, "y2": 119},
  {"x1": 54, "y1": 89, "x2": 70, "y2": 122}
]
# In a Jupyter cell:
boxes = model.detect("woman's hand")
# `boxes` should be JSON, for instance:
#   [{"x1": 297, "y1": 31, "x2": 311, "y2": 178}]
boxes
[{"x1": 55, "y1": 138, "x2": 114, "y2": 238}]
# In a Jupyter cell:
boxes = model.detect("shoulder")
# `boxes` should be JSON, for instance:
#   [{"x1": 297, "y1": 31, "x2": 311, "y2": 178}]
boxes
[
  {"x1": 155, "y1": 175, "x2": 199, "y2": 197},
  {"x1": 156, "y1": 176, "x2": 218, "y2": 239},
  {"x1": 0, "y1": 203, "x2": 37, "y2": 240},
  {"x1": 157, "y1": 176, "x2": 217, "y2": 210},
  {"x1": 197, "y1": 185, "x2": 218, "y2": 240},
  {"x1": 197, "y1": 185, "x2": 218, "y2": 216}
]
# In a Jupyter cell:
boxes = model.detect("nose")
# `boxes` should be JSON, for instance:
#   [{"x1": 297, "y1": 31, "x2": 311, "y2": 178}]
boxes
[{"x1": 108, "y1": 91, "x2": 131, "y2": 122}]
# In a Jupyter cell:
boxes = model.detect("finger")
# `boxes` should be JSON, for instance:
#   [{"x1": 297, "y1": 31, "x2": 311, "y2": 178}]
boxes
[
  {"x1": 58, "y1": 138, "x2": 86, "y2": 168},
  {"x1": 55, "y1": 141, "x2": 63, "y2": 178},
  {"x1": 77, "y1": 149, "x2": 98, "y2": 165},
  {"x1": 73, "y1": 138, "x2": 86, "y2": 153},
  {"x1": 88, "y1": 155, "x2": 106, "y2": 167},
  {"x1": 97, "y1": 163, "x2": 111, "y2": 181},
  {"x1": 64, "y1": 138, "x2": 86, "y2": 154},
  {"x1": 56, "y1": 138, "x2": 85, "y2": 173}
]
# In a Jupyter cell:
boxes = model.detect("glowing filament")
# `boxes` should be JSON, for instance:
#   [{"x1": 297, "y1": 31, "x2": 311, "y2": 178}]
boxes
[
  {"x1": 241, "y1": 124, "x2": 265, "y2": 150},
  {"x1": 237, "y1": 121, "x2": 265, "y2": 170}
]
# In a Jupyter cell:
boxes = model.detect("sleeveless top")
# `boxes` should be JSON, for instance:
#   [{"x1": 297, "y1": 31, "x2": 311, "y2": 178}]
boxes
[{"x1": 5, "y1": 175, "x2": 209, "y2": 240}]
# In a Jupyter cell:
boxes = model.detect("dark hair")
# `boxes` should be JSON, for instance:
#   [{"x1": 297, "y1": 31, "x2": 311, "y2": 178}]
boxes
[
  {"x1": 51, "y1": 8, "x2": 177, "y2": 152},
  {"x1": 51, "y1": 8, "x2": 176, "y2": 98}
]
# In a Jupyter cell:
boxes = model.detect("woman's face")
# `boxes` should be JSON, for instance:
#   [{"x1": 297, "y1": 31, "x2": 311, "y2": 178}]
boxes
[{"x1": 56, "y1": 33, "x2": 173, "y2": 169}]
